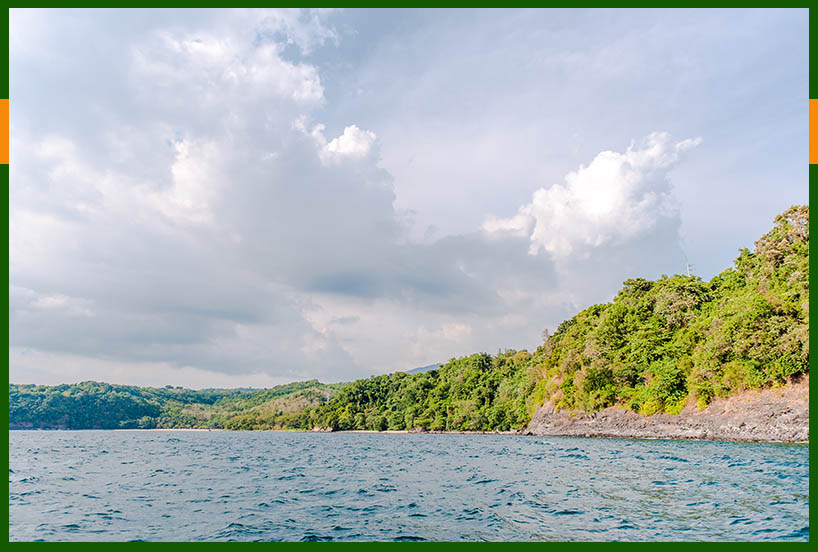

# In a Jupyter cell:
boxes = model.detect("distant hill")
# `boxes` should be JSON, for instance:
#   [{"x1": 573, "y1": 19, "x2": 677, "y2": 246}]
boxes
[
  {"x1": 9, "y1": 206, "x2": 809, "y2": 433},
  {"x1": 278, "y1": 206, "x2": 808, "y2": 432},
  {"x1": 8, "y1": 379, "x2": 343, "y2": 430},
  {"x1": 406, "y1": 363, "x2": 442, "y2": 374}
]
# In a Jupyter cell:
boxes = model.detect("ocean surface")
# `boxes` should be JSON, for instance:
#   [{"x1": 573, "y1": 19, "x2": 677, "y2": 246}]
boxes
[{"x1": 9, "y1": 430, "x2": 809, "y2": 542}]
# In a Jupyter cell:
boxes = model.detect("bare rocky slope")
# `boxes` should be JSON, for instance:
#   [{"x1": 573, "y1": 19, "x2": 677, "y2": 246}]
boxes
[{"x1": 526, "y1": 375, "x2": 808, "y2": 443}]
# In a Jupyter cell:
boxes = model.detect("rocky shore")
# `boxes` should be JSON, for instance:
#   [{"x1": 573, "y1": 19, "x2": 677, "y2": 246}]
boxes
[{"x1": 526, "y1": 375, "x2": 809, "y2": 443}]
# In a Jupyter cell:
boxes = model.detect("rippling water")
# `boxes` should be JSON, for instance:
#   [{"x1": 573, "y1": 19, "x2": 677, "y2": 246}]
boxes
[{"x1": 8, "y1": 430, "x2": 809, "y2": 541}]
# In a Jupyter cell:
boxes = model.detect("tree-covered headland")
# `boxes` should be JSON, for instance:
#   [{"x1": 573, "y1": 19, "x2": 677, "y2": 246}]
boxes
[{"x1": 9, "y1": 206, "x2": 808, "y2": 431}]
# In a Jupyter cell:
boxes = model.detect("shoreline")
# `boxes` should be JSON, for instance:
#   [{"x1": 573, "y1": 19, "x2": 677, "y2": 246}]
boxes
[
  {"x1": 10, "y1": 379, "x2": 808, "y2": 444},
  {"x1": 526, "y1": 376, "x2": 809, "y2": 444},
  {"x1": 9, "y1": 427, "x2": 807, "y2": 444},
  {"x1": 9, "y1": 427, "x2": 525, "y2": 436}
]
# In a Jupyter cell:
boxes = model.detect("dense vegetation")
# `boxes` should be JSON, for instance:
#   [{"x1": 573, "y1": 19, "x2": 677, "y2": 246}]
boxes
[
  {"x1": 9, "y1": 206, "x2": 808, "y2": 430},
  {"x1": 285, "y1": 351, "x2": 545, "y2": 431},
  {"x1": 9, "y1": 380, "x2": 340, "y2": 429},
  {"x1": 538, "y1": 205, "x2": 808, "y2": 415}
]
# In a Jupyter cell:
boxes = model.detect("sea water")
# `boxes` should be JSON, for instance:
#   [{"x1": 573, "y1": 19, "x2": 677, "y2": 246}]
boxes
[{"x1": 8, "y1": 430, "x2": 809, "y2": 541}]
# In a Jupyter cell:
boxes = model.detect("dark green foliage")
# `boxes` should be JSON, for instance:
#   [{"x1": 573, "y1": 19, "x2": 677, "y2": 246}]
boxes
[
  {"x1": 9, "y1": 206, "x2": 809, "y2": 429},
  {"x1": 289, "y1": 350, "x2": 544, "y2": 431},
  {"x1": 8, "y1": 380, "x2": 339, "y2": 430},
  {"x1": 7, "y1": 381, "x2": 230, "y2": 429}
]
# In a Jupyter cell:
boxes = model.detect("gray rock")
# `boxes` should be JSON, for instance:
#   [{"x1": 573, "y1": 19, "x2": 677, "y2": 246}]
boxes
[{"x1": 527, "y1": 376, "x2": 809, "y2": 443}]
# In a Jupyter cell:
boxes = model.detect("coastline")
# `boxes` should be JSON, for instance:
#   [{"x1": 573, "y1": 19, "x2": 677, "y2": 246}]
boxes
[
  {"x1": 10, "y1": 378, "x2": 808, "y2": 443},
  {"x1": 526, "y1": 376, "x2": 809, "y2": 444}
]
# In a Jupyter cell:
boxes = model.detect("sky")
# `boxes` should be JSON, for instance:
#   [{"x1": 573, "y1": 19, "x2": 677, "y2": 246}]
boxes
[{"x1": 9, "y1": 8, "x2": 808, "y2": 388}]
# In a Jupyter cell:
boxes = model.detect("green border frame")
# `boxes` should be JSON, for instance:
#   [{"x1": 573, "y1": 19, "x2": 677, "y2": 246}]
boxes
[
  {"x1": 806, "y1": 5, "x2": 818, "y2": 548},
  {"x1": 4, "y1": 2, "x2": 11, "y2": 545},
  {"x1": 2, "y1": 6, "x2": 813, "y2": 546}
]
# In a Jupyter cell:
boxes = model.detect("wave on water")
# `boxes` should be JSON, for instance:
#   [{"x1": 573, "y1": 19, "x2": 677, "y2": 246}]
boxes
[{"x1": 9, "y1": 431, "x2": 809, "y2": 542}]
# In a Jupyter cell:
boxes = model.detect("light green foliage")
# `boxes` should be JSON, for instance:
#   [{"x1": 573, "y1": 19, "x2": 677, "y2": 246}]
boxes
[
  {"x1": 9, "y1": 207, "x2": 808, "y2": 429},
  {"x1": 539, "y1": 205, "x2": 808, "y2": 414}
]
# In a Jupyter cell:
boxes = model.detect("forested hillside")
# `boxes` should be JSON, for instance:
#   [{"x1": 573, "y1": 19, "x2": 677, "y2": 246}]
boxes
[
  {"x1": 9, "y1": 206, "x2": 808, "y2": 431},
  {"x1": 286, "y1": 351, "x2": 545, "y2": 431},
  {"x1": 9, "y1": 380, "x2": 340, "y2": 429},
  {"x1": 535, "y1": 204, "x2": 808, "y2": 416}
]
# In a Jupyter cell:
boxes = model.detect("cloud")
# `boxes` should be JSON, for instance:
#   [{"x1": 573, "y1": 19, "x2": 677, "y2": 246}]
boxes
[
  {"x1": 249, "y1": 7, "x2": 339, "y2": 55},
  {"x1": 12, "y1": 286, "x2": 95, "y2": 318},
  {"x1": 301, "y1": 122, "x2": 378, "y2": 165},
  {"x1": 10, "y1": 9, "x2": 725, "y2": 387},
  {"x1": 323, "y1": 124, "x2": 377, "y2": 160},
  {"x1": 484, "y1": 132, "x2": 701, "y2": 258},
  {"x1": 328, "y1": 315, "x2": 360, "y2": 326},
  {"x1": 133, "y1": 34, "x2": 324, "y2": 104},
  {"x1": 129, "y1": 27, "x2": 325, "y2": 135},
  {"x1": 10, "y1": 10, "x2": 367, "y2": 384},
  {"x1": 10, "y1": 348, "x2": 297, "y2": 390},
  {"x1": 10, "y1": 10, "x2": 548, "y2": 385},
  {"x1": 153, "y1": 138, "x2": 222, "y2": 225},
  {"x1": 418, "y1": 322, "x2": 472, "y2": 342}
]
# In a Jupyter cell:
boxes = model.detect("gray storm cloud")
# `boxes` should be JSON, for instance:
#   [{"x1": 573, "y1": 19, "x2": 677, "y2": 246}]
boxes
[
  {"x1": 10, "y1": 10, "x2": 561, "y2": 384},
  {"x1": 10, "y1": 8, "x2": 804, "y2": 387}
]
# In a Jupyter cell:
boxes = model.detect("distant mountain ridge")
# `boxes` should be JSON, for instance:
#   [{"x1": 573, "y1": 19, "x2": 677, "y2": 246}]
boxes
[{"x1": 406, "y1": 363, "x2": 442, "y2": 374}]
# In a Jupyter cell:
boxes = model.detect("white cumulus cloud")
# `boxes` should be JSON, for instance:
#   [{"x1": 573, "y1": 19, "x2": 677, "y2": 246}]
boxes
[
  {"x1": 307, "y1": 123, "x2": 378, "y2": 165},
  {"x1": 325, "y1": 125, "x2": 377, "y2": 157},
  {"x1": 483, "y1": 132, "x2": 701, "y2": 258}
]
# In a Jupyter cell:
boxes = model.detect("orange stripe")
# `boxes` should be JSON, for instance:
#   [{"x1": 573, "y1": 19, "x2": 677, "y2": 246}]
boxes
[
  {"x1": 1, "y1": 99, "x2": 7, "y2": 165},
  {"x1": 811, "y1": 99, "x2": 818, "y2": 165}
]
